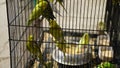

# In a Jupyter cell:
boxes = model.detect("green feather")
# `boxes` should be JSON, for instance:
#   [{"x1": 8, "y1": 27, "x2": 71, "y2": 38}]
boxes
[{"x1": 27, "y1": 1, "x2": 48, "y2": 26}]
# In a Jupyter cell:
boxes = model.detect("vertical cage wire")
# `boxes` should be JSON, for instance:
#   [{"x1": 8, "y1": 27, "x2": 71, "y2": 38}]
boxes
[{"x1": 6, "y1": 0, "x2": 120, "y2": 68}]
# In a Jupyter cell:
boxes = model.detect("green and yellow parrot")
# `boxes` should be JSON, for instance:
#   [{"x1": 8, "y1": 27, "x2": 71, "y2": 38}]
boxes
[
  {"x1": 27, "y1": 1, "x2": 48, "y2": 26},
  {"x1": 49, "y1": 19, "x2": 67, "y2": 53},
  {"x1": 26, "y1": 35, "x2": 43, "y2": 64},
  {"x1": 79, "y1": 33, "x2": 89, "y2": 46},
  {"x1": 27, "y1": 35, "x2": 53, "y2": 67},
  {"x1": 97, "y1": 21, "x2": 106, "y2": 34},
  {"x1": 97, "y1": 62, "x2": 116, "y2": 68},
  {"x1": 76, "y1": 33, "x2": 89, "y2": 52},
  {"x1": 34, "y1": 0, "x2": 62, "y2": 19},
  {"x1": 98, "y1": 21, "x2": 106, "y2": 31},
  {"x1": 49, "y1": 19, "x2": 64, "y2": 42}
]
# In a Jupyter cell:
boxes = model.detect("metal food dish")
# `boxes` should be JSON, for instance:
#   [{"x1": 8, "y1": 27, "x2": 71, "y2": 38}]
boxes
[
  {"x1": 98, "y1": 46, "x2": 114, "y2": 61},
  {"x1": 52, "y1": 42, "x2": 92, "y2": 66},
  {"x1": 96, "y1": 34, "x2": 110, "y2": 46},
  {"x1": 97, "y1": 34, "x2": 114, "y2": 61}
]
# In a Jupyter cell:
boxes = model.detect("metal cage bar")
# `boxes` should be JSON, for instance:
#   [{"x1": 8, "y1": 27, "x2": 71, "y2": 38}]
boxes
[{"x1": 6, "y1": 0, "x2": 120, "y2": 68}]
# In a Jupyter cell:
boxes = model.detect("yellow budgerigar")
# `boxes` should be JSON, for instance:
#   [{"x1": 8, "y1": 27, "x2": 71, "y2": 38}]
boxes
[
  {"x1": 27, "y1": 1, "x2": 48, "y2": 26},
  {"x1": 98, "y1": 21, "x2": 106, "y2": 31},
  {"x1": 76, "y1": 33, "x2": 89, "y2": 52}
]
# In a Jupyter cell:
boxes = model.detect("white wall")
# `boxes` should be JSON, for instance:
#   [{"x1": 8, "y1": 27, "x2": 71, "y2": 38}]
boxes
[{"x1": 0, "y1": 0, "x2": 10, "y2": 68}]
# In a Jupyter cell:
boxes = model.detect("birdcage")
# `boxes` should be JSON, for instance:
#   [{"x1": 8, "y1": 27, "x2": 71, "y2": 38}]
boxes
[{"x1": 6, "y1": 0, "x2": 120, "y2": 68}]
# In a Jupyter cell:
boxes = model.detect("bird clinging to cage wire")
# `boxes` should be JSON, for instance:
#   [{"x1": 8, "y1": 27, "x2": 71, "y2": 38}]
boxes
[
  {"x1": 27, "y1": 0, "x2": 65, "y2": 26},
  {"x1": 41, "y1": 0, "x2": 65, "y2": 20},
  {"x1": 49, "y1": 19, "x2": 67, "y2": 53},
  {"x1": 76, "y1": 33, "x2": 89, "y2": 53},
  {"x1": 35, "y1": 0, "x2": 64, "y2": 15},
  {"x1": 27, "y1": 0, "x2": 58, "y2": 26},
  {"x1": 97, "y1": 21, "x2": 106, "y2": 35},
  {"x1": 26, "y1": 0, "x2": 48, "y2": 26},
  {"x1": 49, "y1": 19, "x2": 63, "y2": 42},
  {"x1": 26, "y1": 35, "x2": 55, "y2": 68},
  {"x1": 26, "y1": 35, "x2": 44, "y2": 65}
]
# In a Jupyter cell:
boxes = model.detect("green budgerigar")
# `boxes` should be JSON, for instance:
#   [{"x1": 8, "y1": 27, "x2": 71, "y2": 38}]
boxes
[
  {"x1": 35, "y1": 0, "x2": 62, "y2": 18},
  {"x1": 49, "y1": 19, "x2": 67, "y2": 53},
  {"x1": 27, "y1": 1, "x2": 48, "y2": 26},
  {"x1": 97, "y1": 21, "x2": 106, "y2": 34},
  {"x1": 76, "y1": 33, "x2": 89, "y2": 52},
  {"x1": 27, "y1": 35, "x2": 54, "y2": 68},
  {"x1": 26, "y1": 35, "x2": 43, "y2": 63}
]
